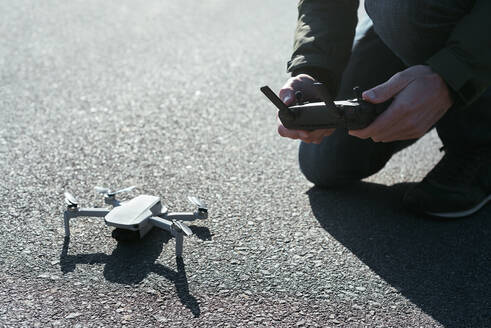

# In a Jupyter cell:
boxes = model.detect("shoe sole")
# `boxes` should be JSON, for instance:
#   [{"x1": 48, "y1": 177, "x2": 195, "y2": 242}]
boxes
[{"x1": 426, "y1": 194, "x2": 491, "y2": 218}]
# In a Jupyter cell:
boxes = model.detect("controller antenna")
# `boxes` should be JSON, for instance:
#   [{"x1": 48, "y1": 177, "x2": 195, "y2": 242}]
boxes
[
  {"x1": 260, "y1": 86, "x2": 296, "y2": 120},
  {"x1": 313, "y1": 82, "x2": 342, "y2": 117}
]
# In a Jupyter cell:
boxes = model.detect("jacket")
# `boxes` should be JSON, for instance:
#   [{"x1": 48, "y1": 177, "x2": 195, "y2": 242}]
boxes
[{"x1": 287, "y1": 0, "x2": 491, "y2": 108}]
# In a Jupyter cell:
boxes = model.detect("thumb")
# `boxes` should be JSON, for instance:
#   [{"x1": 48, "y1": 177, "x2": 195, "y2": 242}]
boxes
[
  {"x1": 363, "y1": 71, "x2": 412, "y2": 103},
  {"x1": 279, "y1": 88, "x2": 295, "y2": 106}
]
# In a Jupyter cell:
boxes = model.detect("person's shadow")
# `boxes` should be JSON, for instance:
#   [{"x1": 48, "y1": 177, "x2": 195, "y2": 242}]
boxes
[
  {"x1": 308, "y1": 182, "x2": 491, "y2": 328},
  {"x1": 60, "y1": 226, "x2": 212, "y2": 318}
]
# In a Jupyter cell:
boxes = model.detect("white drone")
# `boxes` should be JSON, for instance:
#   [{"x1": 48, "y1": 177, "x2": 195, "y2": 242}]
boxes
[{"x1": 63, "y1": 186, "x2": 208, "y2": 257}]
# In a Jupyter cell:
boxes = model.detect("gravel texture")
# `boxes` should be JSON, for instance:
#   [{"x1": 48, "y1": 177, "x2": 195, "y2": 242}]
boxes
[{"x1": 1, "y1": 1, "x2": 490, "y2": 327}]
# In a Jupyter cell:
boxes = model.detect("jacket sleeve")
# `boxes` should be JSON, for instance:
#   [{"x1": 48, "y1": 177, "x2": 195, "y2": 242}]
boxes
[
  {"x1": 426, "y1": 0, "x2": 491, "y2": 108},
  {"x1": 287, "y1": 0, "x2": 359, "y2": 91}
]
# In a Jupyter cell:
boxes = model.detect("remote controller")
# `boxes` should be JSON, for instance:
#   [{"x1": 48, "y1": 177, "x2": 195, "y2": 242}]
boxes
[{"x1": 260, "y1": 83, "x2": 389, "y2": 131}]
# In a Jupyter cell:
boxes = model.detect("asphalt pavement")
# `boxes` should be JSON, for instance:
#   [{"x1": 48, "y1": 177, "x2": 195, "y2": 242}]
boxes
[{"x1": 1, "y1": 1, "x2": 490, "y2": 327}]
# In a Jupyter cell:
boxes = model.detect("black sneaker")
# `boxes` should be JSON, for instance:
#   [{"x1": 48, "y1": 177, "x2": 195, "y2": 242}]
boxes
[{"x1": 403, "y1": 147, "x2": 491, "y2": 218}]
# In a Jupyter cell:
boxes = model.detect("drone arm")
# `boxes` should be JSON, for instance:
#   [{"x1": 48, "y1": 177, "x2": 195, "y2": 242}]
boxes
[
  {"x1": 149, "y1": 216, "x2": 173, "y2": 233},
  {"x1": 149, "y1": 216, "x2": 186, "y2": 257},
  {"x1": 164, "y1": 212, "x2": 206, "y2": 221},
  {"x1": 175, "y1": 233, "x2": 184, "y2": 257},
  {"x1": 104, "y1": 197, "x2": 121, "y2": 207},
  {"x1": 63, "y1": 208, "x2": 110, "y2": 237},
  {"x1": 76, "y1": 208, "x2": 110, "y2": 217}
]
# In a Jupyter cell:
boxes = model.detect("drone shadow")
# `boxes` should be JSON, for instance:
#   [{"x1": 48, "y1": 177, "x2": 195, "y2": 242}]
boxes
[
  {"x1": 60, "y1": 229, "x2": 201, "y2": 317},
  {"x1": 307, "y1": 181, "x2": 491, "y2": 328},
  {"x1": 190, "y1": 225, "x2": 212, "y2": 241}
]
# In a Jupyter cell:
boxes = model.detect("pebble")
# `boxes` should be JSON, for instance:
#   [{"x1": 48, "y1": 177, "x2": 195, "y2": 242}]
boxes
[
  {"x1": 66, "y1": 312, "x2": 82, "y2": 319},
  {"x1": 146, "y1": 288, "x2": 157, "y2": 295},
  {"x1": 153, "y1": 315, "x2": 168, "y2": 323}
]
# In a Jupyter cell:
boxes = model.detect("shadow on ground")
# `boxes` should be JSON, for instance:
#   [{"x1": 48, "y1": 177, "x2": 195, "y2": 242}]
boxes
[
  {"x1": 59, "y1": 228, "x2": 210, "y2": 317},
  {"x1": 308, "y1": 182, "x2": 491, "y2": 328}
]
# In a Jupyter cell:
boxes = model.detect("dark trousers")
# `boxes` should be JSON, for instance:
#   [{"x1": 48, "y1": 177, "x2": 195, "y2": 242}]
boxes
[{"x1": 299, "y1": 2, "x2": 491, "y2": 187}]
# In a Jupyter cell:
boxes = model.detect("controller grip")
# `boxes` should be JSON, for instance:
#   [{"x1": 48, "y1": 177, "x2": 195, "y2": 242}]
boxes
[{"x1": 344, "y1": 100, "x2": 391, "y2": 130}]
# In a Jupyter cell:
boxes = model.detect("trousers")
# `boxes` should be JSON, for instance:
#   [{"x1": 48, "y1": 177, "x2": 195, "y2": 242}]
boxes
[{"x1": 299, "y1": 0, "x2": 491, "y2": 187}]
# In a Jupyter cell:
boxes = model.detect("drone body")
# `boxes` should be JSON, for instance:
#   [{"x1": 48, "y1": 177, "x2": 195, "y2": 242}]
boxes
[
  {"x1": 63, "y1": 187, "x2": 208, "y2": 257},
  {"x1": 105, "y1": 195, "x2": 163, "y2": 236}
]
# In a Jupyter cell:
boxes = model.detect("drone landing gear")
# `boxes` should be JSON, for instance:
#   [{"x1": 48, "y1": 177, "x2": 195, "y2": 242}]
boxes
[
  {"x1": 149, "y1": 216, "x2": 192, "y2": 258},
  {"x1": 175, "y1": 233, "x2": 184, "y2": 258}
]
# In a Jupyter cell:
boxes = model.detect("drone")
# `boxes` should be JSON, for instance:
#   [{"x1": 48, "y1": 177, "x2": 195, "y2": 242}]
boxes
[{"x1": 63, "y1": 186, "x2": 208, "y2": 257}]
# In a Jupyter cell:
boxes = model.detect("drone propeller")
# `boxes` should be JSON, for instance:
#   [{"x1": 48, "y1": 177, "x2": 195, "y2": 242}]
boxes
[
  {"x1": 172, "y1": 220, "x2": 193, "y2": 236},
  {"x1": 112, "y1": 186, "x2": 136, "y2": 195},
  {"x1": 188, "y1": 196, "x2": 208, "y2": 211},
  {"x1": 94, "y1": 186, "x2": 110, "y2": 195},
  {"x1": 95, "y1": 185, "x2": 136, "y2": 196},
  {"x1": 64, "y1": 192, "x2": 78, "y2": 207}
]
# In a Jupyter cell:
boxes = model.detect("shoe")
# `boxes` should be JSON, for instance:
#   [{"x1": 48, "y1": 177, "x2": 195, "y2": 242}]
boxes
[{"x1": 403, "y1": 147, "x2": 491, "y2": 218}]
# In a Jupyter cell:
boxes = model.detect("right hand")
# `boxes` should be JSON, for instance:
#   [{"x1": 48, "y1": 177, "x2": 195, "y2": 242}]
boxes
[{"x1": 278, "y1": 74, "x2": 335, "y2": 144}]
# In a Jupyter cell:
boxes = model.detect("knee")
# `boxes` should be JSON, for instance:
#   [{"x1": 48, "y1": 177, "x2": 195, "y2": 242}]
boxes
[
  {"x1": 298, "y1": 142, "x2": 366, "y2": 188},
  {"x1": 299, "y1": 164, "x2": 360, "y2": 188}
]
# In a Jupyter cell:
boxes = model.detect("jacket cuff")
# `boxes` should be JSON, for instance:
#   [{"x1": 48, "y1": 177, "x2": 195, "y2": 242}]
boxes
[
  {"x1": 287, "y1": 54, "x2": 332, "y2": 75},
  {"x1": 426, "y1": 48, "x2": 485, "y2": 107},
  {"x1": 288, "y1": 60, "x2": 340, "y2": 96}
]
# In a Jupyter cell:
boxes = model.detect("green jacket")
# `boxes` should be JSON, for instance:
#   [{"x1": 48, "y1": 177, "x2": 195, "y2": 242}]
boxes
[{"x1": 287, "y1": 0, "x2": 491, "y2": 108}]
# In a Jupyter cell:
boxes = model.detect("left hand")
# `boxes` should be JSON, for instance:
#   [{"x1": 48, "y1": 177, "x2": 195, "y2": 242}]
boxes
[
  {"x1": 278, "y1": 74, "x2": 334, "y2": 144},
  {"x1": 349, "y1": 65, "x2": 454, "y2": 142}
]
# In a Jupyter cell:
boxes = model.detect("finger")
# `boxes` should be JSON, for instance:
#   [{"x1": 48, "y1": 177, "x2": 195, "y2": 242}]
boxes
[
  {"x1": 280, "y1": 75, "x2": 318, "y2": 102},
  {"x1": 298, "y1": 130, "x2": 310, "y2": 139},
  {"x1": 310, "y1": 129, "x2": 334, "y2": 142},
  {"x1": 363, "y1": 70, "x2": 416, "y2": 104},
  {"x1": 279, "y1": 87, "x2": 295, "y2": 106},
  {"x1": 278, "y1": 124, "x2": 300, "y2": 139},
  {"x1": 298, "y1": 130, "x2": 315, "y2": 143},
  {"x1": 297, "y1": 130, "x2": 316, "y2": 143},
  {"x1": 349, "y1": 102, "x2": 406, "y2": 140},
  {"x1": 348, "y1": 128, "x2": 370, "y2": 139},
  {"x1": 299, "y1": 129, "x2": 334, "y2": 143}
]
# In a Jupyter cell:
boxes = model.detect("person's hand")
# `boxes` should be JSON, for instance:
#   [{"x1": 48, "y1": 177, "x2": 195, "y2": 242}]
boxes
[
  {"x1": 349, "y1": 65, "x2": 454, "y2": 142},
  {"x1": 278, "y1": 74, "x2": 335, "y2": 144}
]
